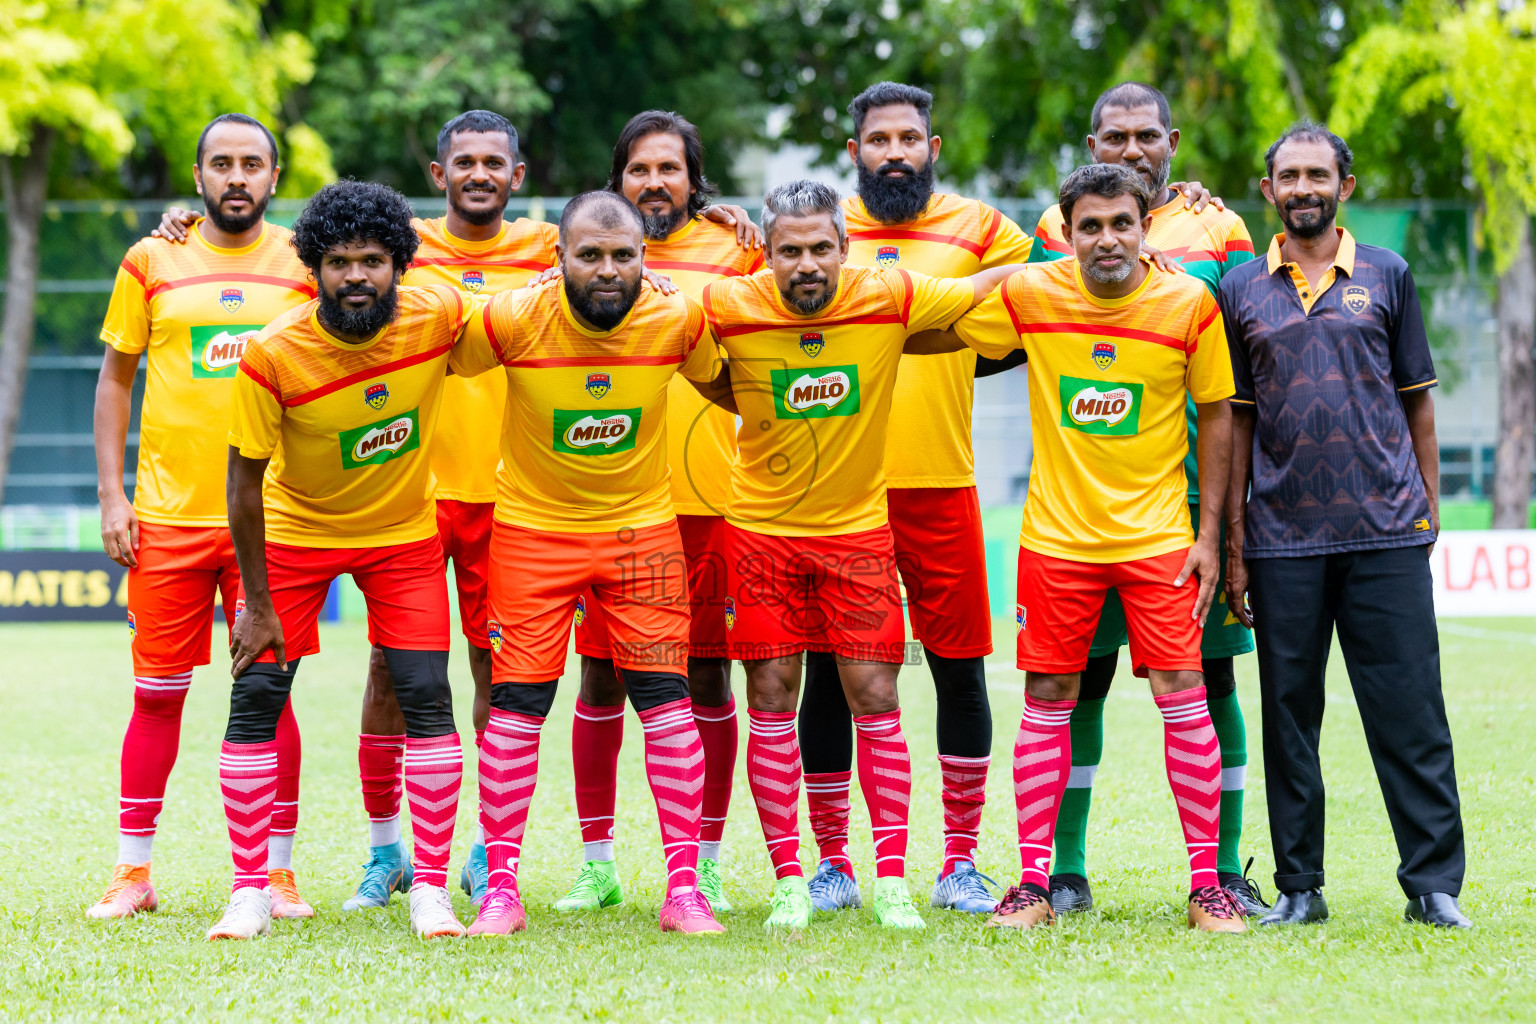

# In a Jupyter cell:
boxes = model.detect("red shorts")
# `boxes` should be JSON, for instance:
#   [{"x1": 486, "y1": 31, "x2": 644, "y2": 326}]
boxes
[
  {"x1": 126, "y1": 522, "x2": 240, "y2": 675},
  {"x1": 575, "y1": 514, "x2": 729, "y2": 660},
  {"x1": 437, "y1": 499, "x2": 493, "y2": 648},
  {"x1": 889, "y1": 486, "x2": 992, "y2": 658},
  {"x1": 724, "y1": 522, "x2": 905, "y2": 664},
  {"x1": 245, "y1": 535, "x2": 450, "y2": 663},
  {"x1": 1015, "y1": 546, "x2": 1200, "y2": 676},
  {"x1": 488, "y1": 520, "x2": 690, "y2": 682}
]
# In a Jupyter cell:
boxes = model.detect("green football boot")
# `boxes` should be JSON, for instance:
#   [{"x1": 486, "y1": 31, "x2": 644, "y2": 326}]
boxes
[
  {"x1": 764, "y1": 875, "x2": 813, "y2": 930},
  {"x1": 552, "y1": 859, "x2": 624, "y2": 911},
  {"x1": 698, "y1": 858, "x2": 732, "y2": 914},
  {"x1": 871, "y1": 877, "x2": 926, "y2": 930}
]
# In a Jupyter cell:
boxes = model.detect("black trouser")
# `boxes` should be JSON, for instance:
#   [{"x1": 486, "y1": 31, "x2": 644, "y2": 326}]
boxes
[{"x1": 1248, "y1": 545, "x2": 1464, "y2": 898}]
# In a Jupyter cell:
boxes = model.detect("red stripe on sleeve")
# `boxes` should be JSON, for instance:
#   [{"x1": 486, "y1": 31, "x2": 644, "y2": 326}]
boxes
[
  {"x1": 482, "y1": 301, "x2": 509, "y2": 364},
  {"x1": 239, "y1": 361, "x2": 281, "y2": 402},
  {"x1": 120, "y1": 258, "x2": 147, "y2": 286},
  {"x1": 897, "y1": 268, "x2": 914, "y2": 328},
  {"x1": 979, "y1": 207, "x2": 1002, "y2": 254},
  {"x1": 1225, "y1": 238, "x2": 1255, "y2": 254}
]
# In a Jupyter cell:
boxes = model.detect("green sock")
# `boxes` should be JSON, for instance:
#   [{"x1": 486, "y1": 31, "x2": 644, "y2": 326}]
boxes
[
  {"x1": 1051, "y1": 697, "x2": 1106, "y2": 879},
  {"x1": 1206, "y1": 690, "x2": 1247, "y2": 876}
]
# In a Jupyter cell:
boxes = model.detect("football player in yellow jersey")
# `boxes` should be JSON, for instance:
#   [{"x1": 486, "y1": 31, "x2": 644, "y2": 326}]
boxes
[
  {"x1": 559, "y1": 110, "x2": 764, "y2": 916},
  {"x1": 933, "y1": 164, "x2": 1244, "y2": 933},
  {"x1": 447, "y1": 192, "x2": 731, "y2": 937},
  {"x1": 89, "y1": 114, "x2": 314, "y2": 922},
  {"x1": 1032, "y1": 82, "x2": 1265, "y2": 919},
  {"x1": 702, "y1": 180, "x2": 1025, "y2": 930},
  {"x1": 213, "y1": 181, "x2": 481, "y2": 941}
]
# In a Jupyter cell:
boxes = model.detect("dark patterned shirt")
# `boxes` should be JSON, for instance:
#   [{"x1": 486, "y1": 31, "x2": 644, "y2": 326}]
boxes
[{"x1": 1218, "y1": 229, "x2": 1437, "y2": 557}]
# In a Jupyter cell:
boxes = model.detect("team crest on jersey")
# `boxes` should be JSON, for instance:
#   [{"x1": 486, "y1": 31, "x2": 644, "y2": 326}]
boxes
[
  {"x1": 585, "y1": 372, "x2": 611, "y2": 399},
  {"x1": 574, "y1": 595, "x2": 587, "y2": 627},
  {"x1": 462, "y1": 270, "x2": 485, "y2": 293},
  {"x1": 876, "y1": 245, "x2": 900, "y2": 268},
  {"x1": 1015, "y1": 604, "x2": 1025, "y2": 632},
  {"x1": 724, "y1": 596, "x2": 736, "y2": 631},
  {"x1": 127, "y1": 610, "x2": 137, "y2": 640},
  {"x1": 488, "y1": 619, "x2": 503, "y2": 652},
  {"x1": 1091, "y1": 342, "x2": 1117, "y2": 371},
  {"x1": 799, "y1": 332, "x2": 825, "y2": 358},
  {"x1": 235, "y1": 598, "x2": 246, "y2": 620},
  {"x1": 220, "y1": 288, "x2": 244, "y2": 312},
  {"x1": 1342, "y1": 285, "x2": 1371, "y2": 316},
  {"x1": 365, "y1": 383, "x2": 390, "y2": 410}
]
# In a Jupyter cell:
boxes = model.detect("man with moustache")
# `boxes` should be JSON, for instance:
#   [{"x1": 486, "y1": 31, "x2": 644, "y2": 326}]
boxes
[{"x1": 1221, "y1": 123, "x2": 1469, "y2": 929}]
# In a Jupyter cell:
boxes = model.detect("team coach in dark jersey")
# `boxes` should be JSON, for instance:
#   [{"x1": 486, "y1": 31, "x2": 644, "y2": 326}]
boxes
[{"x1": 1219, "y1": 122, "x2": 1468, "y2": 930}]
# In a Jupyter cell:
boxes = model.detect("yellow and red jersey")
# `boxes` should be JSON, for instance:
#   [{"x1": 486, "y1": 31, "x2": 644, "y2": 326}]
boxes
[
  {"x1": 403, "y1": 216, "x2": 559, "y2": 503},
  {"x1": 646, "y1": 215, "x2": 764, "y2": 517},
  {"x1": 452, "y1": 283, "x2": 718, "y2": 534},
  {"x1": 100, "y1": 222, "x2": 314, "y2": 526},
  {"x1": 703, "y1": 266, "x2": 975, "y2": 537},
  {"x1": 229, "y1": 284, "x2": 477, "y2": 548},
  {"x1": 843, "y1": 194, "x2": 1033, "y2": 488},
  {"x1": 953, "y1": 257, "x2": 1232, "y2": 563}
]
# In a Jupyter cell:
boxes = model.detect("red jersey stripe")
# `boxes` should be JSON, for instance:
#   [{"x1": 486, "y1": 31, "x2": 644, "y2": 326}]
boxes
[
  {"x1": 283, "y1": 342, "x2": 455, "y2": 407},
  {"x1": 1019, "y1": 320, "x2": 1185, "y2": 352},
  {"x1": 502, "y1": 353, "x2": 682, "y2": 369},
  {"x1": 413, "y1": 255, "x2": 551, "y2": 271},
  {"x1": 846, "y1": 228, "x2": 986, "y2": 258},
  {"x1": 648, "y1": 259, "x2": 753, "y2": 278},
  {"x1": 715, "y1": 313, "x2": 904, "y2": 337},
  {"x1": 121, "y1": 258, "x2": 147, "y2": 286},
  {"x1": 146, "y1": 273, "x2": 316, "y2": 300}
]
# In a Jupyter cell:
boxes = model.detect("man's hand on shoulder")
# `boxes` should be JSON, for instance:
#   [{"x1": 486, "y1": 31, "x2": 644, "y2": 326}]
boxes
[
  {"x1": 150, "y1": 206, "x2": 198, "y2": 243},
  {"x1": 1168, "y1": 181, "x2": 1225, "y2": 214},
  {"x1": 703, "y1": 204, "x2": 763, "y2": 250}
]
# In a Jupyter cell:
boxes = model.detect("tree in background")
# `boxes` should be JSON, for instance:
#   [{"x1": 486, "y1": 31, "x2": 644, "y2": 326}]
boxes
[
  {"x1": 1333, "y1": 0, "x2": 1536, "y2": 528},
  {"x1": 0, "y1": 0, "x2": 330, "y2": 505}
]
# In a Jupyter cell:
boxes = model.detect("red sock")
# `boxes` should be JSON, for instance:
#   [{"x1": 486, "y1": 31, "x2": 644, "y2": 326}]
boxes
[
  {"x1": 939, "y1": 753, "x2": 990, "y2": 875},
  {"x1": 358, "y1": 733, "x2": 405, "y2": 824},
  {"x1": 639, "y1": 698, "x2": 705, "y2": 892},
  {"x1": 481, "y1": 709, "x2": 543, "y2": 890},
  {"x1": 692, "y1": 696, "x2": 737, "y2": 854},
  {"x1": 854, "y1": 710, "x2": 912, "y2": 879},
  {"x1": 804, "y1": 771, "x2": 852, "y2": 874},
  {"x1": 571, "y1": 699, "x2": 624, "y2": 856},
  {"x1": 1013, "y1": 694, "x2": 1074, "y2": 889},
  {"x1": 119, "y1": 672, "x2": 192, "y2": 844},
  {"x1": 475, "y1": 729, "x2": 485, "y2": 749},
  {"x1": 271, "y1": 698, "x2": 301, "y2": 846},
  {"x1": 219, "y1": 740, "x2": 277, "y2": 892},
  {"x1": 402, "y1": 734, "x2": 461, "y2": 889},
  {"x1": 1156, "y1": 686, "x2": 1222, "y2": 891},
  {"x1": 747, "y1": 708, "x2": 803, "y2": 879}
]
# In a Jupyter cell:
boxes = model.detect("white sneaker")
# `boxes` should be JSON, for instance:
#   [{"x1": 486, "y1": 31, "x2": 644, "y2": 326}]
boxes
[
  {"x1": 409, "y1": 883, "x2": 466, "y2": 938},
  {"x1": 206, "y1": 886, "x2": 272, "y2": 941}
]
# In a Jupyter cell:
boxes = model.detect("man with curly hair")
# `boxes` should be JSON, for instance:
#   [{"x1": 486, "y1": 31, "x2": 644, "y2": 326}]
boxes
[{"x1": 209, "y1": 179, "x2": 482, "y2": 941}]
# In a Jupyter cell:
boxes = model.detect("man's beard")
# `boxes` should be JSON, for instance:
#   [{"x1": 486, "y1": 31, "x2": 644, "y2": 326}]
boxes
[
  {"x1": 856, "y1": 157, "x2": 935, "y2": 225},
  {"x1": 317, "y1": 281, "x2": 400, "y2": 338},
  {"x1": 450, "y1": 185, "x2": 509, "y2": 227},
  {"x1": 1082, "y1": 250, "x2": 1136, "y2": 285},
  {"x1": 780, "y1": 272, "x2": 834, "y2": 314},
  {"x1": 1279, "y1": 188, "x2": 1340, "y2": 240},
  {"x1": 565, "y1": 273, "x2": 642, "y2": 331},
  {"x1": 1125, "y1": 152, "x2": 1172, "y2": 199},
  {"x1": 636, "y1": 188, "x2": 686, "y2": 240},
  {"x1": 204, "y1": 187, "x2": 270, "y2": 235}
]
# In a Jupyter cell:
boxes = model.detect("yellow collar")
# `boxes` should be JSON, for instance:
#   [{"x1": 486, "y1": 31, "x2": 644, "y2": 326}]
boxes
[{"x1": 1266, "y1": 227, "x2": 1356, "y2": 276}]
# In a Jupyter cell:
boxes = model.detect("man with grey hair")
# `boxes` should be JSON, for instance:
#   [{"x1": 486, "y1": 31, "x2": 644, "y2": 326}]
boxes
[{"x1": 698, "y1": 179, "x2": 1026, "y2": 931}]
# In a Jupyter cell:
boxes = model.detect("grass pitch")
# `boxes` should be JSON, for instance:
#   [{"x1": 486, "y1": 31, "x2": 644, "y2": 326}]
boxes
[{"x1": 1, "y1": 617, "x2": 1532, "y2": 1022}]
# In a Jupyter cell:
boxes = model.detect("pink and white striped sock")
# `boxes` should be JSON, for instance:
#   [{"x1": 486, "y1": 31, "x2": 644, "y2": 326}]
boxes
[
  {"x1": 804, "y1": 771, "x2": 853, "y2": 874},
  {"x1": 480, "y1": 709, "x2": 543, "y2": 891},
  {"x1": 571, "y1": 699, "x2": 624, "y2": 861},
  {"x1": 639, "y1": 697, "x2": 705, "y2": 894},
  {"x1": 854, "y1": 710, "x2": 913, "y2": 879},
  {"x1": 939, "y1": 753, "x2": 990, "y2": 875},
  {"x1": 747, "y1": 708, "x2": 803, "y2": 879},
  {"x1": 219, "y1": 740, "x2": 277, "y2": 892},
  {"x1": 117, "y1": 671, "x2": 192, "y2": 864},
  {"x1": 402, "y1": 734, "x2": 462, "y2": 889},
  {"x1": 1156, "y1": 686, "x2": 1222, "y2": 892},
  {"x1": 1013, "y1": 694, "x2": 1074, "y2": 889},
  {"x1": 692, "y1": 696, "x2": 738, "y2": 861}
]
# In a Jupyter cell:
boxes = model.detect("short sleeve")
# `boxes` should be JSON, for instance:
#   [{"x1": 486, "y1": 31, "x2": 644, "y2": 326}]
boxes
[
  {"x1": 1221, "y1": 215, "x2": 1257, "y2": 273},
  {"x1": 1031, "y1": 206, "x2": 1072, "y2": 263},
  {"x1": 1217, "y1": 276, "x2": 1256, "y2": 406},
  {"x1": 1390, "y1": 266, "x2": 1437, "y2": 392},
  {"x1": 228, "y1": 345, "x2": 284, "y2": 458},
  {"x1": 677, "y1": 296, "x2": 720, "y2": 383},
  {"x1": 901, "y1": 270, "x2": 976, "y2": 334},
  {"x1": 101, "y1": 243, "x2": 152, "y2": 354},
  {"x1": 980, "y1": 206, "x2": 1034, "y2": 268},
  {"x1": 451, "y1": 289, "x2": 512, "y2": 376},
  {"x1": 1185, "y1": 292, "x2": 1235, "y2": 403},
  {"x1": 953, "y1": 273, "x2": 1025, "y2": 360}
]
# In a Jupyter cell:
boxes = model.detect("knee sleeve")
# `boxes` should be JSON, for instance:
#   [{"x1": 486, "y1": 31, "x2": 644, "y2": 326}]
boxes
[
  {"x1": 1202, "y1": 656, "x2": 1236, "y2": 699},
  {"x1": 226, "y1": 659, "x2": 300, "y2": 743},
  {"x1": 490, "y1": 680, "x2": 558, "y2": 718},
  {"x1": 798, "y1": 650, "x2": 853, "y2": 774},
  {"x1": 614, "y1": 667, "x2": 689, "y2": 712},
  {"x1": 925, "y1": 649, "x2": 991, "y2": 757},
  {"x1": 379, "y1": 647, "x2": 455, "y2": 738},
  {"x1": 1079, "y1": 651, "x2": 1118, "y2": 703}
]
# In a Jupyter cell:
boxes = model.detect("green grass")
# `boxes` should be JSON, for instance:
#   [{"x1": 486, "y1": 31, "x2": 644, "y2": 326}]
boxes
[{"x1": 1, "y1": 618, "x2": 1533, "y2": 1022}]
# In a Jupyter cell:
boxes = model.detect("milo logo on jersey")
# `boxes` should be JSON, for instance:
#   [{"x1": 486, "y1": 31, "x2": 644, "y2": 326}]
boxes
[
  {"x1": 189, "y1": 325, "x2": 263, "y2": 378},
  {"x1": 553, "y1": 408, "x2": 642, "y2": 455},
  {"x1": 770, "y1": 365, "x2": 862, "y2": 419},
  {"x1": 340, "y1": 408, "x2": 421, "y2": 468},
  {"x1": 1058, "y1": 375, "x2": 1143, "y2": 436}
]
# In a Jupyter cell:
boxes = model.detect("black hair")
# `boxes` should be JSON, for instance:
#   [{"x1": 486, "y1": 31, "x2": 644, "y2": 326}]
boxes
[
  {"x1": 436, "y1": 110, "x2": 519, "y2": 163},
  {"x1": 1265, "y1": 120, "x2": 1354, "y2": 179},
  {"x1": 559, "y1": 190, "x2": 645, "y2": 246},
  {"x1": 290, "y1": 180, "x2": 420, "y2": 274},
  {"x1": 196, "y1": 113, "x2": 279, "y2": 168},
  {"x1": 1058, "y1": 163, "x2": 1152, "y2": 226},
  {"x1": 1090, "y1": 82, "x2": 1171, "y2": 134},
  {"x1": 605, "y1": 110, "x2": 718, "y2": 219},
  {"x1": 848, "y1": 81, "x2": 934, "y2": 139}
]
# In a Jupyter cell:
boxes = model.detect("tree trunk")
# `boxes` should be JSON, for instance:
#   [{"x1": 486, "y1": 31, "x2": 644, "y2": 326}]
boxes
[
  {"x1": 1493, "y1": 215, "x2": 1536, "y2": 529},
  {"x1": 0, "y1": 124, "x2": 56, "y2": 507}
]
